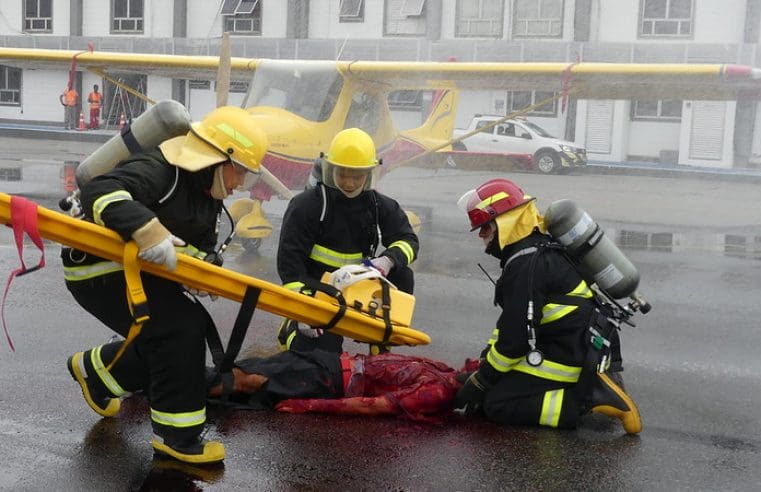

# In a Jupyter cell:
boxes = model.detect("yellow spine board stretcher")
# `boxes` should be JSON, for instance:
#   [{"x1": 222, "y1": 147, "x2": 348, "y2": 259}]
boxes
[{"x1": 0, "y1": 192, "x2": 430, "y2": 346}]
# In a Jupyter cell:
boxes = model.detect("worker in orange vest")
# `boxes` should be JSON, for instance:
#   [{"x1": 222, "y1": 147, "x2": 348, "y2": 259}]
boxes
[
  {"x1": 59, "y1": 86, "x2": 79, "y2": 130},
  {"x1": 87, "y1": 84, "x2": 102, "y2": 129}
]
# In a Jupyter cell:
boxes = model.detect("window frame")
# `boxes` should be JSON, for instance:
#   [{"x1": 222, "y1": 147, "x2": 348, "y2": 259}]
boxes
[
  {"x1": 387, "y1": 90, "x2": 423, "y2": 111},
  {"x1": 400, "y1": 0, "x2": 426, "y2": 17},
  {"x1": 0, "y1": 65, "x2": 22, "y2": 107},
  {"x1": 110, "y1": 0, "x2": 144, "y2": 34},
  {"x1": 630, "y1": 99, "x2": 683, "y2": 121},
  {"x1": 638, "y1": 0, "x2": 694, "y2": 38},
  {"x1": 455, "y1": 0, "x2": 504, "y2": 38},
  {"x1": 222, "y1": 0, "x2": 262, "y2": 35},
  {"x1": 507, "y1": 90, "x2": 558, "y2": 117},
  {"x1": 512, "y1": 0, "x2": 564, "y2": 39},
  {"x1": 23, "y1": 0, "x2": 53, "y2": 33},
  {"x1": 339, "y1": 0, "x2": 365, "y2": 23}
]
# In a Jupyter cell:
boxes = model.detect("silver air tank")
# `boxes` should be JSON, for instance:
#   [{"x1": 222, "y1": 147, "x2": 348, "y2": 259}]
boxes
[
  {"x1": 75, "y1": 99, "x2": 192, "y2": 189},
  {"x1": 545, "y1": 199, "x2": 650, "y2": 313}
]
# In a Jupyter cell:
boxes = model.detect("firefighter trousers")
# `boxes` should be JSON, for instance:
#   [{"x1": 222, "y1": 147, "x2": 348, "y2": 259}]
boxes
[
  {"x1": 66, "y1": 271, "x2": 209, "y2": 442},
  {"x1": 482, "y1": 371, "x2": 581, "y2": 429}
]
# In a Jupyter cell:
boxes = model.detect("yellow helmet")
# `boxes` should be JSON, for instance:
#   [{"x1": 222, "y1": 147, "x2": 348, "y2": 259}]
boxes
[
  {"x1": 321, "y1": 128, "x2": 379, "y2": 196},
  {"x1": 325, "y1": 128, "x2": 378, "y2": 169},
  {"x1": 159, "y1": 106, "x2": 268, "y2": 173}
]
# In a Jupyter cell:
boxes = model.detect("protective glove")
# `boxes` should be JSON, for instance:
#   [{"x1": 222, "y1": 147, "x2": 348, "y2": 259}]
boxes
[
  {"x1": 183, "y1": 285, "x2": 218, "y2": 301},
  {"x1": 453, "y1": 371, "x2": 490, "y2": 416},
  {"x1": 132, "y1": 218, "x2": 186, "y2": 271},
  {"x1": 298, "y1": 324, "x2": 323, "y2": 338},
  {"x1": 368, "y1": 256, "x2": 394, "y2": 277}
]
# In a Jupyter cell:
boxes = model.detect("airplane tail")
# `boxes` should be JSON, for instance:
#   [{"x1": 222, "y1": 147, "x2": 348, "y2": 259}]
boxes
[{"x1": 400, "y1": 89, "x2": 459, "y2": 149}]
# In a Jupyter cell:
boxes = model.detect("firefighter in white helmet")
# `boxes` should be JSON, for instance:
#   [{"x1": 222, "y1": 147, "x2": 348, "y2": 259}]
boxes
[
  {"x1": 454, "y1": 178, "x2": 641, "y2": 434},
  {"x1": 62, "y1": 106, "x2": 268, "y2": 464},
  {"x1": 277, "y1": 128, "x2": 419, "y2": 353}
]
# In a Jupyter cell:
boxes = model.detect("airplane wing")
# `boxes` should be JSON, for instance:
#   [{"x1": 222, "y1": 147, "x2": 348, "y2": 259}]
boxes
[
  {"x1": 1, "y1": 47, "x2": 759, "y2": 100},
  {"x1": 0, "y1": 47, "x2": 258, "y2": 81},
  {"x1": 340, "y1": 60, "x2": 761, "y2": 100}
]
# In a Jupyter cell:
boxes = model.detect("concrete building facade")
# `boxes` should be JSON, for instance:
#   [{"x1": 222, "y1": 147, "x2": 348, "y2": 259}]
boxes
[{"x1": 1, "y1": 0, "x2": 760, "y2": 168}]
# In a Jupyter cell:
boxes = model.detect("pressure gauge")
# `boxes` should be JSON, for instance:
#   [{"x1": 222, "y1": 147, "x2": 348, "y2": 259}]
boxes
[{"x1": 527, "y1": 349, "x2": 544, "y2": 367}]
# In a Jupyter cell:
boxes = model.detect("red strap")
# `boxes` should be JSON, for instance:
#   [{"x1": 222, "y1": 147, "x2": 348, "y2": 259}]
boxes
[
  {"x1": 2, "y1": 196, "x2": 46, "y2": 351},
  {"x1": 561, "y1": 54, "x2": 581, "y2": 113}
]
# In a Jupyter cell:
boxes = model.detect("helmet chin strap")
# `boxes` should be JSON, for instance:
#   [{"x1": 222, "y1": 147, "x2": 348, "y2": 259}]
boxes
[{"x1": 210, "y1": 164, "x2": 229, "y2": 200}]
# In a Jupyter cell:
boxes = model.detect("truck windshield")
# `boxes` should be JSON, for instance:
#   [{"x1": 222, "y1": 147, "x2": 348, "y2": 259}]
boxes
[
  {"x1": 521, "y1": 120, "x2": 555, "y2": 139},
  {"x1": 243, "y1": 60, "x2": 344, "y2": 122}
]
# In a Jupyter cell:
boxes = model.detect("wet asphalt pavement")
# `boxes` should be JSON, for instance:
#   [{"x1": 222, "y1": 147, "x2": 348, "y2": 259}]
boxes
[{"x1": 1, "y1": 137, "x2": 761, "y2": 490}]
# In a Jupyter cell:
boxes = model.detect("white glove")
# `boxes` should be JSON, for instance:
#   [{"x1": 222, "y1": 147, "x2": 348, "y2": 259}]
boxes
[
  {"x1": 183, "y1": 285, "x2": 218, "y2": 301},
  {"x1": 138, "y1": 234, "x2": 185, "y2": 271},
  {"x1": 369, "y1": 256, "x2": 394, "y2": 277},
  {"x1": 298, "y1": 324, "x2": 323, "y2": 338}
]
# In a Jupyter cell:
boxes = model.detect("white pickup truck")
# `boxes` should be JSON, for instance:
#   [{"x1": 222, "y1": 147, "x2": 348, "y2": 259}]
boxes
[{"x1": 452, "y1": 115, "x2": 587, "y2": 174}]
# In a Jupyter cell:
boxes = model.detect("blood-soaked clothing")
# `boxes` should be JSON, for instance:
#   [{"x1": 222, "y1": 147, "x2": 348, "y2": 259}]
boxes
[{"x1": 229, "y1": 350, "x2": 461, "y2": 423}]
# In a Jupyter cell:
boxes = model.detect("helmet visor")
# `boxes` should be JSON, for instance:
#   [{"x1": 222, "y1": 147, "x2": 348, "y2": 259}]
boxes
[{"x1": 231, "y1": 159, "x2": 261, "y2": 191}]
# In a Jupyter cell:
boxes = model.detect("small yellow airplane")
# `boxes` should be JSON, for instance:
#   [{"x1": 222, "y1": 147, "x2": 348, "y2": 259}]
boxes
[{"x1": 1, "y1": 46, "x2": 760, "y2": 251}]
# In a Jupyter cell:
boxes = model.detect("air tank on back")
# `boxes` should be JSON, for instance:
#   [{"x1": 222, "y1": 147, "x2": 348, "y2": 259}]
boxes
[
  {"x1": 75, "y1": 99, "x2": 192, "y2": 189},
  {"x1": 544, "y1": 199, "x2": 651, "y2": 313}
]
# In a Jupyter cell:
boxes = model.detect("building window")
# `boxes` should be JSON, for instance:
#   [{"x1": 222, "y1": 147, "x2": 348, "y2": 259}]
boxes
[
  {"x1": 0, "y1": 66, "x2": 22, "y2": 106},
  {"x1": 222, "y1": 0, "x2": 262, "y2": 34},
  {"x1": 24, "y1": 0, "x2": 52, "y2": 33},
  {"x1": 508, "y1": 91, "x2": 557, "y2": 117},
  {"x1": 385, "y1": 0, "x2": 427, "y2": 36},
  {"x1": 513, "y1": 0, "x2": 563, "y2": 38},
  {"x1": 631, "y1": 100, "x2": 683, "y2": 120},
  {"x1": 456, "y1": 0, "x2": 504, "y2": 37},
  {"x1": 111, "y1": 0, "x2": 143, "y2": 33},
  {"x1": 340, "y1": 0, "x2": 365, "y2": 22},
  {"x1": 639, "y1": 0, "x2": 693, "y2": 37},
  {"x1": 388, "y1": 90, "x2": 422, "y2": 111},
  {"x1": 189, "y1": 80, "x2": 211, "y2": 90}
]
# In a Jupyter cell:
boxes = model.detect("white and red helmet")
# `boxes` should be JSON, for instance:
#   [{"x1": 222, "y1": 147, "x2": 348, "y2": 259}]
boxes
[{"x1": 457, "y1": 178, "x2": 535, "y2": 231}]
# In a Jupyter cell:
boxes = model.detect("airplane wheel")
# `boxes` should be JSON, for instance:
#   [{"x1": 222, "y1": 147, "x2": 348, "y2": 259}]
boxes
[{"x1": 241, "y1": 238, "x2": 262, "y2": 252}]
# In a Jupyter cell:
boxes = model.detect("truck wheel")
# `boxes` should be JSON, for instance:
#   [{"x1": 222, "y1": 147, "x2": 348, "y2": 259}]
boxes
[
  {"x1": 535, "y1": 151, "x2": 559, "y2": 174},
  {"x1": 452, "y1": 141, "x2": 467, "y2": 151}
]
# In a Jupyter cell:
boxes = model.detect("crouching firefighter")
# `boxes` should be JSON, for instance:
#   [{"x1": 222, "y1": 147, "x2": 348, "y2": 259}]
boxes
[
  {"x1": 62, "y1": 106, "x2": 268, "y2": 464},
  {"x1": 453, "y1": 178, "x2": 642, "y2": 435}
]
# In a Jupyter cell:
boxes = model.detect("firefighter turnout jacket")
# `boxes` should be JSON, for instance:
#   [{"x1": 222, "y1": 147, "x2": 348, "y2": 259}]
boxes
[
  {"x1": 277, "y1": 184, "x2": 419, "y2": 292},
  {"x1": 62, "y1": 149, "x2": 222, "y2": 443}
]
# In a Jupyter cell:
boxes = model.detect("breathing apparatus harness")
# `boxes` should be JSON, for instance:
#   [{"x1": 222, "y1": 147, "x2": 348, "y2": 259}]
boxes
[{"x1": 498, "y1": 238, "x2": 636, "y2": 401}]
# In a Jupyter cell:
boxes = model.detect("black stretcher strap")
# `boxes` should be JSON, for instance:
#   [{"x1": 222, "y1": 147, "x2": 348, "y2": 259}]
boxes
[
  {"x1": 299, "y1": 278, "x2": 347, "y2": 331},
  {"x1": 205, "y1": 285, "x2": 261, "y2": 406}
]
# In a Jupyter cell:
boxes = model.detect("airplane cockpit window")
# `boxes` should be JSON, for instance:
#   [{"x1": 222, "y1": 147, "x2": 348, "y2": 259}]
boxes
[
  {"x1": 344, "y1": 91, "x2": 380, "y2": 135},
  {"x1": 243, "y1": 60, "x2": 343, "y2": 122}
]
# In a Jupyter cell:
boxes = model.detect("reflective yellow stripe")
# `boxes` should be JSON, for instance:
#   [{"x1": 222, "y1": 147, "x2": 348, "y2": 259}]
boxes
[
  {"x1": 486, "y1": 327, "x2": 499, "y2": 346},
  {"x1": 92, "y1": 190, "x2": 133, "y2": 226},
  {"x1": 285, "y1": 329, "x2": 298, "y2": 350},
  {"x1": 216, "y1": 122, "x2": 254, "y2": 148},
  {"x1": 567, "y1": 280, "x2": 593, "y2": 298},
  {"x1": 177, "y1": 244, "x2": 206, "y2": 259},
  {"x1": 283, "y1": 281, "x2": 305, "y2": 291},
  {"x1": 513, "y1": 358, "x2": 581, "y2": 383},
  {"x1": 388, "y1": 240, "x2": 415, "y2": 264},
  {"x1": 541, "y1": 303, "x2": 578, "y2": 324},
  {"x1": 151, "y1": 407, "x2": 206, "y2": 428},
  {"x1": 308, "y1": 244, "x2": 363, "y2": 268},
  {"x1": 539, "y1": 388, "x2": 564, "y2": 427},
  {"x1": 486, "y1": 344, "x2": 523, "y2": 373},
  {"x1": 90, "y1": 345, "x2": 128, "y2": 397},
  {"x1": 475, "y1": 191, "x2": 509, "y2": 210},
  {"x1": 63, "y1": 261, "x2": 124, "y2": 281}
]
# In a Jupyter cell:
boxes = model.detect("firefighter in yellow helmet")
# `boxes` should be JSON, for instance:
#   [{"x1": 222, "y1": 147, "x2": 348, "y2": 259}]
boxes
[
  {"x1": 277, "y1": 128, "x2": 419, "y2": 353},
  {"x1": 453, "y1": 178, "x2": 641, "y2": 435},
  {"x1": 62, "y1": 106, "x2": 268, "y2": 464}
]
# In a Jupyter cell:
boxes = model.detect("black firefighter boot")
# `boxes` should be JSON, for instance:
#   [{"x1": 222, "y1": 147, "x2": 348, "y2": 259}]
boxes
[
  {"x1": 66, "y1": 351, "x2": 121, "y2": 417},
  {"x1": 152, "y1": 433, "x2": 225, "y2": 465},
  {"x1": 590, "y1": 373, "x2": 642, "y2": 435}
]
